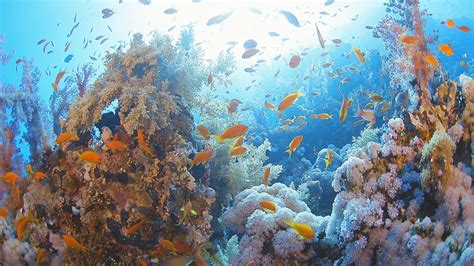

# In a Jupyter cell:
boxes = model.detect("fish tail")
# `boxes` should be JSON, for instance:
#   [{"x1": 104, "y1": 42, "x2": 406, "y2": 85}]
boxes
[
  {"x1": 277, "y1": 112, "x2": 283, "y2": 119},
  {"x1": 51, "y1": 83, "x2": 57, "y2": 91},
  {"x1": 354, "y1": 99, "x2": 363, "y2": 117},
  {"x1": 284, "y1": 218, "x2": 295, "y2": 228}
]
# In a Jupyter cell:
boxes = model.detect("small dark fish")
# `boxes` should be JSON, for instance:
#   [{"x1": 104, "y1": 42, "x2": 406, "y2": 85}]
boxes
[
  {"x1": 43, "y1": 41, "x2": 50, "y2": 53},
  {"x1": 47, "y1": 50, "x2": 53, "y2": 54},
  {"x1": 257, "y1": 59, "x2": 265, "y2": 63},
  {"x1": 164, "y1": 8, "x2": 177, "y2": 14},
  {"x1": 95, "y1": 35, "x2": 104, "y2": 40},
  {"x1": 320, "y1": 11, "x2": 330, "y2": 15},
  {"x1": 192, "y1": 0, "x2": 201, "y2": 2},
  {"x1": 37, "y1": 39, "x2": 46, "y2": 45},
  {"x1": 351, "y1": 14, "x2": 359, "y2": 21},
  {"x1": 282, "y1": 37, "x2": 289, "y2": 42},
  {"x1": 274, "y1": 54, "x2": 281, "y2": 61},
  {"x1": 315, "y1": 23, "x2": 325, "y2": 49},
  {"x1": 365, "y1": 25, "x2": 374, "y2": 29},
  {"x1": 332, "y1": 39, "x2": 342, "y2": 44},
  {"x1": 74, "y1": 12, "x2": 77, "y2": 23},
  {"x1": 102, "y1": 8, "x2": 114, "y2": 15},
  {"x1": 248, "y1": 7, "x2": 262, "y2": 15},
  {"x1": 268, "y1": 32, "x2": 280, "y2": 37},
  {"x1": 280, "y1": 10, "x2": 300, "y2": 27},
  {"x1": 50, "y1": 40, "x2": 55, "y2": 47},
  {"x1": 243, "y1": 39, "x2": 257, "y2": 49},
  {"x1": 102, "y1": 13, "x2": 114, "y2": 19},
  {"x1": 68, "y1": 22, "x2": 80, "y2": 37},
  {"x1": 15, "y1": 59, "x2": 23, "y2": 72},
  {"x1": 90, "y1": 27, "x2": 94, "y2": 33},
  {"x1": 207, "y1": 12, "x2": 232, "y2": 26},
  {"x1": 107, "y1": 25, "x2": 113, "y2": 32},
  {"x1": 245, "y1": 85, "x2": 252, "y2": 90},
  {"x1": 274, "y1": 69, "x2": 280, "y2": 77},
  {"x1": 244, "y1": 67, "x2": 256, "y2": 73},
  {"x1": 324, "y1": 0, "x2": 335, "y2": 6},
  {"x1": 242, "y1": 48, "x2": 259, "y2": 59},
  {"x1": 64, "y1": 41, "x2": 71, "y2": 52},
  {"x1": 100, "y1": 38, "x2": 108, "y2": 45},
  {"x1": 64, "y1": 54, "x2": 74, "y2": 63},
  {"x1": 90, "y1": 56, "x2": 97, "y2": 61},
  {"x1": 241, "y1": 107, "x2": 251, "y2": 111},
  {"x1": 139, "y1": 0, "x2": 151, "y2": 5},
  {"x1": 84, "y1": 41, "x2": 88, "y2": 49},
  {"x1": 168, "y1": 25, "x2": 176, "y2": 32}
]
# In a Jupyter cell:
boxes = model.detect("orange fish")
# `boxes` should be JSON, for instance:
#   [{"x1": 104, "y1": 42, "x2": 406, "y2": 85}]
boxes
[
  {"x1": 80, "y1": 151, "x2": 101, "y2": 163},
  {"x1": 285, "y1": 219, "x2": 315, "y2": 240},
  {"x1": 216, "y1": 124, "x2": 248, "y2": 143},
  {"x1": 353, "y1": 47, "x2": 365, "y2": 63},
  {"x1": 137, "y1": 258, "x2": 149, "y2": 266},
  {"x1": 179, "y1": 201, "x2": 198, "y2": 225},
  {"x1": 259, "y1": 201, "x2": 277, "y2": 213},
  {"x1": 287, "y1": 135, "x2": 303, "y2": 157},
  {"x1": 458, "y1": 25, "x2": 471, "y2": 32},
  {"x1": 33, "y1": 171, "x2": 47, "y2": 181},
  {"x1": 338, "y1": 87, "x2": 353, "y2": 124},
  {"x1": 289, "y1": 54, "x2": 301, "y2": 68},
  {"x1": 4, "y1": 127, "x2": 12, "y2": 141},
  {"x1": 354, "y1": 101, "x2": 375, "y2": 125},
  {"x1": 56, "y1": 132, "x2": 79, "y2": 145},
  {"x1": 160, "y1": 239, "x2": 177, "y2": 255},
  {"x1": 298, "y1": 122, "x2": 307, "y2": 130},
  {"x1": 106, "y1": 140, "x2": 128, "y2": 151},
  {"x1": 51, "y1": 69, "x2": 67, "y2": 91},
  {"x1": 325, "y1": 149, "x2": 334, "y2": 168},
  {"x1": 263, "y1": 166, "x2": 270, "y2": 188},
  {"x1": 0, "y1": 208, "x2": 8, "y2": 217},
  {"x1": 277, "y1": 91, "x2": 304, "y2": 118},
  {"x1": 438, "y1": 44, "x2": 454, "y2": 56},
  {"x1": 126, "y1": 220, "x2": 144, "y2": 235},
  {"x1": 190, "y1": 150, "x2": 214, "y2": 168},
  {"x1": 63, "y1": 235, "x2": 87, "y2": 252},
  {"x1": 15, "y1": 215, "x2": 33, "y2": 240},
  {"x1": 197, "y1": 125, "x2": 210, "y2": 140},
  {"x1": 232, "y1": 137, "x2": 244, "y2": 148},
  {"x1": 138, "y1": 129, "x2": 154, "y2": 155},
  {"x1": 230, "y1": 146, "x2": 247, "y2": 157},
  {"x1": 425, "y1": 54, "x2": 438, "y2": 68},
  {"x1": 400, "y1": 35, "x2": 417, "y2": 45},
  {"x1": 36, "y1": 248, "x2": 47, "y2": 265},
  {"x1": 446, "y1": 19, "x2": 455, "y2": 28},
  {"x1": 310, "y1": 113, "x2": 333, "y2": 120},
  {"x1": 294, "y1": 115, "x2": 305, "y2": 122},
  {"x1": 3, "y1": 172, "x2": 19, "y2": 184},
  {"x1": 226, "y1": 99, "x2": 242, "y2": 115},
  {"x1": 264, "y1": 100, "x2": 276, "y2": 110}
]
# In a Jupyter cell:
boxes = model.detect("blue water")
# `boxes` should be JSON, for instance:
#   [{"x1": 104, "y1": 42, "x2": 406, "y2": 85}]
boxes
[{"x1": 1, "y1": 0, "x2": 474, "y2": 265}]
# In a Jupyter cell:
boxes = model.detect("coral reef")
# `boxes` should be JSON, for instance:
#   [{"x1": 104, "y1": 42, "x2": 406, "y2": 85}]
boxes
[{"x1": 223, "y1": 183, "x2": 328, "y2": 265}]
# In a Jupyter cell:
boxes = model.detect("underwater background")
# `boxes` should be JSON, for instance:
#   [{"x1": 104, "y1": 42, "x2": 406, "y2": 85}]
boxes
[{"x1": 0, "y1": 0, "x2": 473, "y2": 265}]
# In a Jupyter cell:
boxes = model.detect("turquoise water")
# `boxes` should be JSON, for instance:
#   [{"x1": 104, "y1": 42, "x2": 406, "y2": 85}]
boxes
[{"x1": 0, "y1": 0, "x2": 473, "y2": 265}]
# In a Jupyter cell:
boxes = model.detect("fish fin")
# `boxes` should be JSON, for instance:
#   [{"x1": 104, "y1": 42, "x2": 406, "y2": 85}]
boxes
[
  {"x1": 215, "y1": 135, "x2": 223, "y2": 143},
  {"x1": 180, "y1": 207, "x2": 184, "y2": 212},
  {"x1": 285, "y1": 218, "x2": 295, "y2": 228},
  {"x1": 353, "y1": 99, "x2": 363, "y2": 117},
  {"x1": 191, "y1": 210, "x2": 198, "y2": 216},
  {"x1": 277, "y1": 112, "x2": 283, "y2": 119}
]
